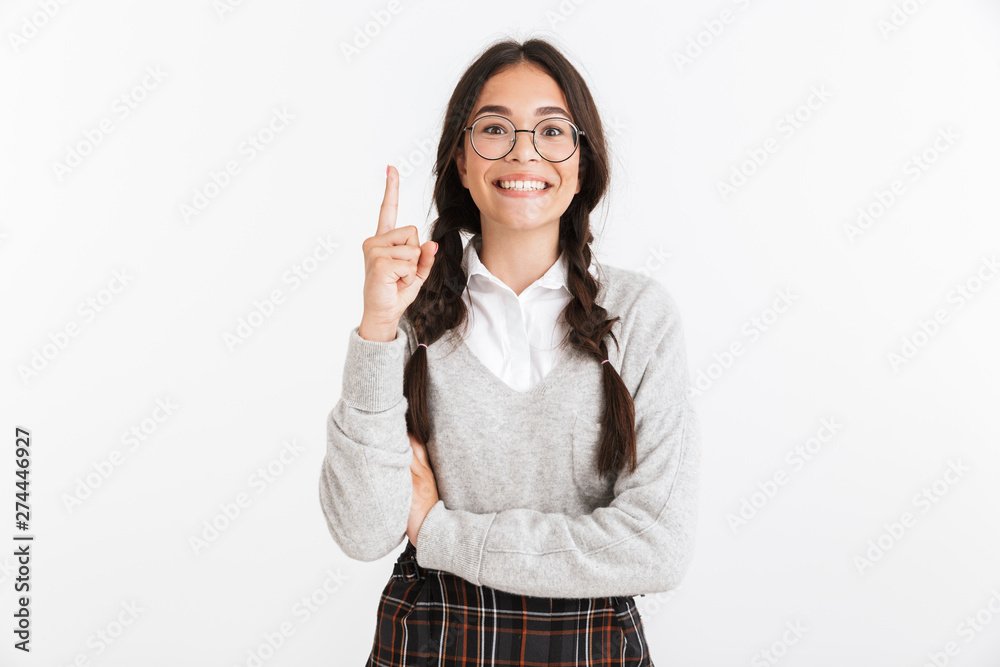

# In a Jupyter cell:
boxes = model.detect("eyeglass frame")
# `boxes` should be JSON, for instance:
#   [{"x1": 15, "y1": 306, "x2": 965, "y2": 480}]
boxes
[{"x1": 462, "y1": 115, "x2": 586, "y2": 163}]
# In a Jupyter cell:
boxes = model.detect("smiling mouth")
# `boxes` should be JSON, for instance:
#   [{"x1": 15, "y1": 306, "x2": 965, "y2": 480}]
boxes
[{"x1": 493, "y1": 179, "x2": 551, "y2": 191}]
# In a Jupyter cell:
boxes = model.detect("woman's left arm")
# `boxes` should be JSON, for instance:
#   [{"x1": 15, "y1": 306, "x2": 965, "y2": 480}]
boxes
[{"x1": 414, "y1": 282, "x2": 702, "y2": 599}]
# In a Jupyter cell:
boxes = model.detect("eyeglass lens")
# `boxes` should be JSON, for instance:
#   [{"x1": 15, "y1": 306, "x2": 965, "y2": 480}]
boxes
[{"x1": 470, "y1": 116, "x2": 579, "y2": 162}]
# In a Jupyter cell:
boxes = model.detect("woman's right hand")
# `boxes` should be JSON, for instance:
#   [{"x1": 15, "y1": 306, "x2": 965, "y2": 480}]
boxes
[
  {"x1": 359, "y1": 165, "x2": 437, "y2": 341},
  {"x1": 406, "y1": 430, "x2": 440, "y2": 548}
]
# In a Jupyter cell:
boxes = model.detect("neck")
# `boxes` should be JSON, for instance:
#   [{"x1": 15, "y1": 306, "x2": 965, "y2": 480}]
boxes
[{"x1": 476, "y1": 224, "x2": 561, "y2": 296}]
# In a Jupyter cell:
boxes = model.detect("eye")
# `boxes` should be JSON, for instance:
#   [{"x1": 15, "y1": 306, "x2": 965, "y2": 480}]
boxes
[
  {"x1": 483, "y1": 124, "x2": 507, "y2": 135},
  {"x1": 541, "y1": 126, "x2": 563, "y2": 137}
]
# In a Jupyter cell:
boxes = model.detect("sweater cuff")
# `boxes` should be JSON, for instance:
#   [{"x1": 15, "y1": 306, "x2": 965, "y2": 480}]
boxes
[
  {"x1": 415, "y1": 500, "x2": 495, "y2": 585},
  {"x1": 340, "y1": 325, "x2": 408, "y2": 413}
]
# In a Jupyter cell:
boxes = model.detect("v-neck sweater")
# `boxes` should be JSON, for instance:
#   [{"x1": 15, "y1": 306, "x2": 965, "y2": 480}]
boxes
[
  {"x1": 319, "y1": 262, "x2": 702, "y2": 599},
  {"x1": 460, "y1": 232, "x2": 599, "y2": 392}
]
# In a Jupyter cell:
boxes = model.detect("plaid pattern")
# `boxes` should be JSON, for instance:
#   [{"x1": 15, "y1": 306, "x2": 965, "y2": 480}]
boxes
[{"x1": 365, "y1": 540, "x2": 655, "y2": 666}]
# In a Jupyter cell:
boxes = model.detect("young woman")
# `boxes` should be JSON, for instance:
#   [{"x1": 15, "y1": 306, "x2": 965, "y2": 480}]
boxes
[{"x1": 320, "y1": 37, "x2": 701, "y2": 666}]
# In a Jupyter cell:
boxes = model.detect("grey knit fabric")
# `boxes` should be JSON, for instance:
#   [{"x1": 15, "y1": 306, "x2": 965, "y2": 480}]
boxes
[{"x1": 319, "y1": 262, "x2": 701, "y2": 599}]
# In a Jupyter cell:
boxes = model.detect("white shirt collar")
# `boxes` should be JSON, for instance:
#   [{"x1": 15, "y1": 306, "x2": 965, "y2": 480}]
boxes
[{"x1": 461, "y1": 234, "x2": 598, "y2": 295}]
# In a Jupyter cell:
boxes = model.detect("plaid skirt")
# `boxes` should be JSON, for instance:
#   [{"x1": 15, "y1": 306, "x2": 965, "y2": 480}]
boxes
[{"x1": 365, "y1": 540, "x2": 655, "y2": 666}]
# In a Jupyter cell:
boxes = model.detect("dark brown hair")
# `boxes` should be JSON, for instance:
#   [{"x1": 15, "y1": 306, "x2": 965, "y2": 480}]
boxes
[{"x1": 404, "y1": 37, "x2": 638, "y2": 478}]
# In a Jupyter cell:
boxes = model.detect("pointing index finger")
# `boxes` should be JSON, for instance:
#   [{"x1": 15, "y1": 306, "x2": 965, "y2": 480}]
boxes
[{"x1": 377, "y1": 165, "x2": 398, "y2": 236}]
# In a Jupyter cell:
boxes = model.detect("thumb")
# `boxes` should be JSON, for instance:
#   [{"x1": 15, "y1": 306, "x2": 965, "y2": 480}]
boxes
[
  {"x1": 400, "y1": 241, "x2": 437, "y2": 305},
  {"x1": 414, "y1": 240, "x2": 437, "y2": 282}
]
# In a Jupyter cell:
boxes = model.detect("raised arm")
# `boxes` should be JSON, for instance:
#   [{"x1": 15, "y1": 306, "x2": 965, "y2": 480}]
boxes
[{"x1": 319, "y1": 165, "x2": 436, "y2": 561}]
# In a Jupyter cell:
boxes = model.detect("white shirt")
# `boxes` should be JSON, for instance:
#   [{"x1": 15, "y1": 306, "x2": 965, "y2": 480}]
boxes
[{"x1": 458, "y1": 234, "x2": 599, "y2": 393}]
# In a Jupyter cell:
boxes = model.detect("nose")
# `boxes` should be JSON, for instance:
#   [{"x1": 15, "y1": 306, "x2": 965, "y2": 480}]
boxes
[{"x1": 507, "y1": 129, "x2": 538, "y2": 162}]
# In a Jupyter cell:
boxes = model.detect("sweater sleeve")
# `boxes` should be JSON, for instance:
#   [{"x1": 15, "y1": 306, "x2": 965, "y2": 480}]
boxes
[
  {"x1": 318, "y1": 317, "x2": 416, "y2": 562},
  {"x1": 414, "y1": 283, "x2": 702, "y2": 598}
]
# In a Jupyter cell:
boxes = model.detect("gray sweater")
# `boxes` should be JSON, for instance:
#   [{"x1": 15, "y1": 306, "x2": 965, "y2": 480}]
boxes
[{"x1": 319, "y1": 262, "x2": 702, "y2": 599}]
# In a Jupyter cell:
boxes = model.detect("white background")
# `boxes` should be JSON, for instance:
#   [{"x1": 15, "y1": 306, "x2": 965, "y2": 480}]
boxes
[{"x1": 2, "y1": 0, "x2": 999, "y2": 665}]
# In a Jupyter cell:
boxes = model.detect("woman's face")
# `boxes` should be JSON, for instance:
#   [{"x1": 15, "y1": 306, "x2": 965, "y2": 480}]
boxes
[{"x1": 454, "y1": 62, "x2": 582, "y2": 236}]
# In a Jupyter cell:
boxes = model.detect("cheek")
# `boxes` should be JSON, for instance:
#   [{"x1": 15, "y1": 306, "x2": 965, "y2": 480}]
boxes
[
  {"x1": 560, "y1": 166, "x2": 580, "y2": 192},
  {"x1": 469, "y1": 163, "x2": 490, "y2": 184}
]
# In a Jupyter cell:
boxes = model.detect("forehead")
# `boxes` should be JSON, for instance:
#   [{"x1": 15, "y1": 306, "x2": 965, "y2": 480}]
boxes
[{"x1": 470, "y1": 63, "x2": 571, "y2": 119}]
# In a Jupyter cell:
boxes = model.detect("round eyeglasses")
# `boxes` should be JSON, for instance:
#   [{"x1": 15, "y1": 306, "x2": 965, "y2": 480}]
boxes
[{"x1": 463, "y1": 115, "x2": 585, "y2": 163}]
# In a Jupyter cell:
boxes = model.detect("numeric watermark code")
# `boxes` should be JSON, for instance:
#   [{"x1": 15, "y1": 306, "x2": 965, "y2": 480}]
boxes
[{"x1": 13, "y1": 427, "x2": 33, "y2": 652}]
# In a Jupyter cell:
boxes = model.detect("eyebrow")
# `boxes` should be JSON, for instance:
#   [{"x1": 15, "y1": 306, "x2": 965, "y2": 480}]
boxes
[{"x1": 472, "y1": 104, "x2": 572, "y2": 120}]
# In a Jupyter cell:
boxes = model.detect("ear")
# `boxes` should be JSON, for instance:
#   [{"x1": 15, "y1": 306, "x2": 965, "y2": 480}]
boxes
[{"x1": 454, "y1": 143, "x2": 468, "y2": 189}]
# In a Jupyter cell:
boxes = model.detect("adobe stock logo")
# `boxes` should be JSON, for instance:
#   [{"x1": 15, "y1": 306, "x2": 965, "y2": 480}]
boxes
[
  {"x1": 178, "y1": 106, "x2": 295, "y2": 224},
  {"x1": 339, "y1": 0, "x2": 403, "y2": 63},
  {"x1": 544, "y1": 0, "x2": 588, "y2": 30},
  {"x1": 232, "y1": 568, "x2": 350, "y2": 667},
  {"x1": 7, "y1": 0, "x2": 72, "y2": 53},
  {"x1": 17, "y1": 269, "x2": 135, "y2": 386},
  {"x1": 189, "y1": 439, "x2": 305, "y2": 555},
  {"x1": 727, "y1": 417, "x2": 843, "y2": 533},
  {"x1": 51, "y1": 65, "x2": 168, "y2": 183},
  {"x1": 717, "y1": 85, "x2": 833, "y2": 202},
  {"x1": 62, "y1": 397, "x2": 179, "y2": 514},
  {"x1": 673, "y1": 0, "x2": 759, "y2": 73},
  {"x1": 918, "y1": 589, "x2": 1000, "y2": 667},
  {"x1": 877, "y1": 0, "x2": 932, "y2": 40},
  {"x1": 689, "y1": 288, "x2": 799, "y2": 398},
  {"x1": 853, "y1": 458, "x2": 970, "y2": 575},
  {"x1": 843, "y1": 126, "x2": 959, "y2": 244},
  {"x1": 223, "y1": 235, "x2": 340, "y2": 352},
  {"x1": 53, "y1": 600, "x2": 144, "y2": 665},
  {"x1": 886, "y1": 254, "x2": 998, "y2": 372},
  {"x1": 214, "y1": 0, "x2": 249, "y2": 20},
  {"x1": 750, "y1": 620, "x2": 808, "y2": 667}
]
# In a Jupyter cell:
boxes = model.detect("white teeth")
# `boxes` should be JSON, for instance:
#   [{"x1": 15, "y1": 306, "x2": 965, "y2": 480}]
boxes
[{"x1": 497, "y1": 180, "x2": 548, "y2": 191}]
